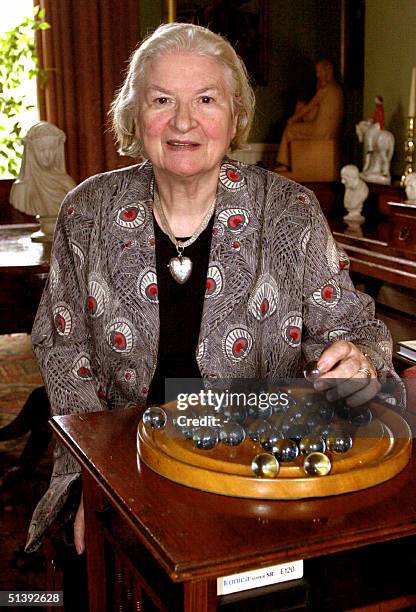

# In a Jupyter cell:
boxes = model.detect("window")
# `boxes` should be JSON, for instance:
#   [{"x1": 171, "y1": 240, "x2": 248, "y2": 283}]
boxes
[{"x1": 0, "y1": 1, "x2": 43, "y2": 178}]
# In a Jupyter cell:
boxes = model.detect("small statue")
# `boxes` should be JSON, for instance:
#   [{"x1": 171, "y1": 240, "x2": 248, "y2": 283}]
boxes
[
  {"x1": 372, "y1": 95, "x2": 385, "y2": 130},
  {"x1": 404, "y1": 172, "x2": 416, "y2": 202},
  {"x1": 10, "y1": 121, "x2": 76, "y2": 242},
  {"x1": 355, "y1": 119, "x2": 394, "y2": 185},
  {"x1": 341, "y1": 164, "x2": 369, "y2": 223},
  {"x1": 276, "y1": 59, "x2": 344, "y2": 171}
]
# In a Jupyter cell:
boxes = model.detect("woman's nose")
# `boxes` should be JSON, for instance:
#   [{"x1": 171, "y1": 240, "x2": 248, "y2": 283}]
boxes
[{"x1": 170, "y1": 101, "x2": 197, "y2": 132}]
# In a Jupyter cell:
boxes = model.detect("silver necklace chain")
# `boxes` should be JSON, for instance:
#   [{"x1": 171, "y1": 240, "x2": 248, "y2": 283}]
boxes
[{"x1": 153, "y1": 188, "x2": 216, "y2": 256}]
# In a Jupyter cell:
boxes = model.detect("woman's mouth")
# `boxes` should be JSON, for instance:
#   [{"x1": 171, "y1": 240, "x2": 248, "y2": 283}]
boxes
[{"x1": 166, "y1": 140, "x2": 200, "y2": 150}]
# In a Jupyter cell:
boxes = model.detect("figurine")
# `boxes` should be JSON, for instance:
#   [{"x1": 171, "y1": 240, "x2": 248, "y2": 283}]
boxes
[
  {"x1": 10, "y1": 121, "x2": 76, "y2": 242},
  {"x1": 355, "y1": 120, "x2": 394, "y2": 185},
  {"x1": 372, "y1": 95, "x2": 385, "y2": 130},
  {"x1": 276, "y1": 59, "x2": 344, "y2": 171},
  {"x1": 404, "y1": 172, "x2": 416, "y2": 202},
  {"x1": 341, "y1": 164, "x2": 369, "y2": 222}
]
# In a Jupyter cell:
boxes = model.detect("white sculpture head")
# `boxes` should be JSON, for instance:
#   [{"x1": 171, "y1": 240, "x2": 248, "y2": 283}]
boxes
[
  {"x1": 341, "y1": 164, "x2": 368, "y2": 222},
  {"x1": 10, "y1": 121, "x2": 76, "y2": 219},
  {"x1": 405, "y1": 172, "x2": 416, "y2": 201},
  {"x1": 341, "y1": 164, "x2": 360, "y2": 190}
]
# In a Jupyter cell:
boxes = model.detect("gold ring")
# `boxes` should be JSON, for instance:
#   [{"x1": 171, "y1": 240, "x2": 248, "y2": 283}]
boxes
[{"x1": 357, "y1": 367, "x2": 372, "y2": 379}]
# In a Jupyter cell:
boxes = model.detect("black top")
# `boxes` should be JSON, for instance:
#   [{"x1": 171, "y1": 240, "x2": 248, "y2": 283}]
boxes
[{"x1": 146, "y1": 214, "x2": 214, "y2": 405}]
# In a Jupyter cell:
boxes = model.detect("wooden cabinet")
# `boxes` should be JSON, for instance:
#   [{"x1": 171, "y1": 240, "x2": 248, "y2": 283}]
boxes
[{"x1": 389, "y1": 202, "x2": 416, "y2": 255}]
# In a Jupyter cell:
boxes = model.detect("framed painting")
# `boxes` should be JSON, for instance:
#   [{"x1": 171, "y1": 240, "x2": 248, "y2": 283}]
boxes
[{"x1": 172, "y1": 0, "x2": 270, "y2": 85}]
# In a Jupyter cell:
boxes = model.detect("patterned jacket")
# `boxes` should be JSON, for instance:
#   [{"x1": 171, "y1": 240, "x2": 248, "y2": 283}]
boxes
[{"x1": 26, "y1": 159, "x2": 395, "y2": 551}]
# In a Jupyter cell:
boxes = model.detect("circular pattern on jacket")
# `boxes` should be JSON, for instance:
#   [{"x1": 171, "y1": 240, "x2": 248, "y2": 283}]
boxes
[
  {"x1": 248, "y1": 275, "x2": 279, "y2": 321},
  {"x1": 121, "y1": 369, "x2": 136, "y2": 383},
  {"x1": 205, "y1": 265, "x2": 223, "y2": 298},
  {"x1": 281, "y1": 313, "x2": 302, "y2": 347},
  {"x1": 312, "y1": 280, "x2": 341, "y2": 309},
  {"x1": 339, "y1": 252, "x2": 350, "y2": 270},
  {"x1": 53, "y1": 305, "x2": 72, "y2": 337},
  {"x1": 218, "y1": 208, "x2": 249, "y2": 232},
  {"x1": 223, "y1": 327, "x2": 253, "y2": 362},
  {"x1": 138, "y1": 270, "x2": 158, "y2": 303},
  {"x1": 72, "y1": 354, "x2": 93, "y2": 380},
  {"x1": 219, "y1": 163, "x2": 245, "y2": 190},
  {"x1": 115, "y1": 203, "x2": 146, "y2": 228},
  {"x1": 86, "y1": 275, "x2": 108, "y2": 317},
  {"x1": 106, "y1": 320, "x2": 134, "y2": 353}
]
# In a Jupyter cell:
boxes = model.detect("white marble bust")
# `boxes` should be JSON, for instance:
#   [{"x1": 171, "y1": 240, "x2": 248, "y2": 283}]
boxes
[
  {"x1": 341, "y1": 164, "x2": 369, "y2": 222},
  {"x1": 404, "y1": 172, "x2": 416, "y2": 202},
  {"x1": 10, "y1": 122, "x2": 76, "y2": 234}
]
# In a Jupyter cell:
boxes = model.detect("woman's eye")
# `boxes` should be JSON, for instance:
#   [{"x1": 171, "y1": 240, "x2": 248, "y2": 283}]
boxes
[
  {"x1": 200, "y1": 96, "x2": 213, "y2": 104},
  {"x1": 156, "y1": 97, "x2": 168, "y2": 105}
]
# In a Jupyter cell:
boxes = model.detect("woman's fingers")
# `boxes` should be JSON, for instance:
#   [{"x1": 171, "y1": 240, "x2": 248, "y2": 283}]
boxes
[
  {"x1": 74, "y1": 496, "x2": 85, "y2": 555},
  {"x1": 314, "y1": 341, "x2": 379, "y2": 406}
]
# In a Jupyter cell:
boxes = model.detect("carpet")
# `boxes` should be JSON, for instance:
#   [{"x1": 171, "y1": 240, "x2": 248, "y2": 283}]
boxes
[{"x1": 0, "y1": 334, "x2": 51, "y2": 593}]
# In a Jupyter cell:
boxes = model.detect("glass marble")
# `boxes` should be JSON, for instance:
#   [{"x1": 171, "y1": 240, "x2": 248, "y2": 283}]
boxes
[
  {"x1": 303, "y1": 452, "x2": 332, "y2": 476},
  {"x1": 287, "y1": 406, "x2": 304, "y2": 424},
  {"x1": 315, "y1": 401, "x2": 335, "y2": 424},
  {"x1": 326, "y1": 431, "x2": 353, "y2": 453},
  {"x1": 219, "y1": 422, "x2": 246, "y2": 446},
  {"x1": 268, "y1": 413, "x2": 285, "y2": 432},
  {"x1": 247, "y1": 403, "x2": 272, "y2": 420},
  {"x1": 259, "y1": 430, "x2": 282, "y2": 453},
  {"x1": 246, "y1": 419, "x2": 272, "y2": 442},
  {"x1": 273, "y1": 438, "x2": 299, "y2": 463},
  {"x1": 142, "y1": 406, "x2": 167, "y2": 430},
  {"x1": 303, "y1": 360, "x2": 321, "y2": 383},
  {"x1": 192, "y1": 426, "x2": 219, "y2": 450},
  {"x1": 333, "y1": 400, "x2": 350, "y2": 421},
  {"x1": 222, "y1": 404, "x2": 247, "y2": 424},
  {"x1": 349, "y1": 406, "x2": 373, "y2": 426},
  {"x1": 251, "y1": 453, "x2": 280, "y2": 478},
  {"x1": 299, "y1": 435, "x2": 326, "y2": 455},
  {"x1": 286, "y1": 423, "x2": 310, "y2": 442}
]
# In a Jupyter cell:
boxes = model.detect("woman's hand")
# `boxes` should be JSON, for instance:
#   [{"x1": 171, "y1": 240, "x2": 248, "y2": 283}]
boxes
[
  {"x1": 74, "y1": 495, "x2": 85, "y2": 555},
  {"x1": 315, "y1": 340, "x2": 380, "y2": 407}
]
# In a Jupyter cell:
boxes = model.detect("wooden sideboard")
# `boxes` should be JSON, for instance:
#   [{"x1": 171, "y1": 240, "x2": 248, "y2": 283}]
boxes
[{"x1": 51, "y1": 407, "x2": 416, "y2": 611}]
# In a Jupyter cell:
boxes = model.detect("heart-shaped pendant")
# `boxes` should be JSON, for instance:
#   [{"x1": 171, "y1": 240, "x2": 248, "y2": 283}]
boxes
[{"x1": 168, "y1": 256, "x2": 192, "y2": 284}]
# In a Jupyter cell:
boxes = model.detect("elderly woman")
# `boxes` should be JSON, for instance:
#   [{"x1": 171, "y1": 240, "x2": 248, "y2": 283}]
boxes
[{"x1": 26, "y1": 23, "x2": 397, "y2": 556}]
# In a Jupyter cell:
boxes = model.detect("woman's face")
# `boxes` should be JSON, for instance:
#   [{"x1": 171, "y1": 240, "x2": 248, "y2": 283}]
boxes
[{"x1": 136, "y1": 52, "x2": 237, "y2": 180}]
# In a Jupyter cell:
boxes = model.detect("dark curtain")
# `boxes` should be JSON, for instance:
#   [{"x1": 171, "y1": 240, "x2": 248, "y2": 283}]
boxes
[{"x1": 35, "y1": 0, "x2": 141, "y2": 183}]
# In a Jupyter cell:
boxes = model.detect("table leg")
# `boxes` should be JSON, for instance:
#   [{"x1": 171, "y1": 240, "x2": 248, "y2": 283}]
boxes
[
  {"x1": 183, "y1": 579, "x2": 217, "y2": 611},
  {"x1": 82, "y1": 469, "x2": 107, "y2": 612}
]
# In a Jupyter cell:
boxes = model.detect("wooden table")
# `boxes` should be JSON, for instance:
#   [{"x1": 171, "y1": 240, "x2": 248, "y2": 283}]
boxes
[
  {"x1": 0, "y1": 224, "x2": 50, "y2": 334},
  {"x1": 51, "y1": 407, "x2": 416, "y2": 611}
]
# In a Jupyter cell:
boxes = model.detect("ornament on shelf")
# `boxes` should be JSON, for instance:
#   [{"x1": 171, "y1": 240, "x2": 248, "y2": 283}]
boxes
[
  {"x1": 341, "y1": 164, "x2": 369, "y2": 224},
  {"x1": 356, "y1": 119, "x2": 394, "y2": 185},
  {"x1": 10, "y1": 121, "x2": 76, "y2": 242}
]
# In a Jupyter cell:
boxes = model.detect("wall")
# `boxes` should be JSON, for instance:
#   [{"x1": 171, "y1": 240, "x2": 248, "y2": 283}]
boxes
[{"x1": 364, "y1": 0, "x2": 416, "y2": 178}]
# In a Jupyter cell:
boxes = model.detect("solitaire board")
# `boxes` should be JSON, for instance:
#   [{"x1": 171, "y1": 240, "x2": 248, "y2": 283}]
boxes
[{"x1": 137, "y1": 401, "x2": 411, "y2": 499}]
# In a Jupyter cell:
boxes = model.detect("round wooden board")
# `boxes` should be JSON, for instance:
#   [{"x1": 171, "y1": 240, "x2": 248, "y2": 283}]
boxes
[{"x1": 137, "y1": 401, "x2": 412, "y2": 499}]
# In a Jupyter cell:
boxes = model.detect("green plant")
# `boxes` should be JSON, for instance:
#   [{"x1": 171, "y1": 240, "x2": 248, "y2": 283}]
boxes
[{"x1": 0, "y1": 5, "x2": 50, "y2": 177}]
